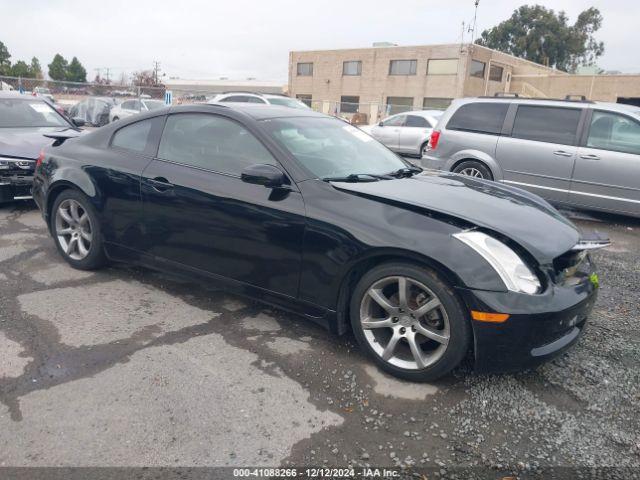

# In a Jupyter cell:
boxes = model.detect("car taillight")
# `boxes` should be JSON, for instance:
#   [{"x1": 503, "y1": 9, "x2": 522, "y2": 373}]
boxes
[
  {"x1": 36, "y1": 149, "x2": 44, "y2": 168},
  {"x1": 429, "y1": 130, "x2": 441, "y2": 151}
]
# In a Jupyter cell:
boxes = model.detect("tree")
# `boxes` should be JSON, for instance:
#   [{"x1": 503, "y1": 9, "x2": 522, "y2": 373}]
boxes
[
  {"x1": 0, "y1": 41, "x2": 11, "y2": 75},
  {"x1": 66, "y1": 56, "x2": 87, "y2": 82},
  {"x1": 476, "y1": 5, "x2": 604, "y2": 72},
  {"x1": 10, "y1": 60, "x2": 30, "y2": 78},
  {"x1": 30, "y1": 57, "x2": 43, "y2": 79},
  {"x1": 48, "y1": 54, "x2": 68, "y2": 81}
]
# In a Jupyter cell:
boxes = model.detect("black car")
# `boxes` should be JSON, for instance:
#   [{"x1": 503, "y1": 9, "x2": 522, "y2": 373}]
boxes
[
  {"x1": 33, "y1": 104, "x2": 606, "y2": 381},
  {"x1": 0, "y1": 92, "x2": 83, "y2": 204}
]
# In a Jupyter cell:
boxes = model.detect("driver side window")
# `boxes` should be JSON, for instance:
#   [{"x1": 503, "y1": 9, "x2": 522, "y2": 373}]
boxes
[{"x1": 157, "y1": 113, "x2": 278, "y2": 176}]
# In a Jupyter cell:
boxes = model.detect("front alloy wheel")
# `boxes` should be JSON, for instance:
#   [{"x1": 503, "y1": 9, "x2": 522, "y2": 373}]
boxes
[
  {"x1": 351, "y1": 263, "x2": 470, "y2": 381},
  {"x1": 360, "y1": 276, "x2": 449, "y2": 370}
]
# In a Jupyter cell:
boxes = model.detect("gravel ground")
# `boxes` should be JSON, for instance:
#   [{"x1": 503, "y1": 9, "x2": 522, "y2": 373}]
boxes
[{"x1": 0, "y1": 202, "x2": 638, "y2": 478}]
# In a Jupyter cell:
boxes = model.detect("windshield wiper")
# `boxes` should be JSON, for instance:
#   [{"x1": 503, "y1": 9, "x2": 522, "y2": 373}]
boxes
[
  {"x1": 387, "y1": 166, "x2": 423, "y2": 178},
  {"x1": 322, "y1": 173, "x2": 391, "y2": 182}
]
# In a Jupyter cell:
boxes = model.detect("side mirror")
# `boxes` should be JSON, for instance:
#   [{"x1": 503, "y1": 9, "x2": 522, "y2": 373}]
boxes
[
  {"x1": 241, "y1": 164, "x2": 288, "y2": 189},
  {"x1": 378, "y1": 121, "x2": 384, "y2": 127},
  {"x1": 72, "y1": 117, "x2": 86, "y2": 127}
]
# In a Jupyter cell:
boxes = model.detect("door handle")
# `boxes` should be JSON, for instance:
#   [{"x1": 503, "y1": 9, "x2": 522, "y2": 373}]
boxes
[
  {"x1": 149, "y1": 176, "x2": 174, "y2": 192},
  {"x1": 553, "y1": 150, "x2": 573, "y2": 157},
  {"x1": 580, "y1": 154, "x2": 601, "y2": 161}
]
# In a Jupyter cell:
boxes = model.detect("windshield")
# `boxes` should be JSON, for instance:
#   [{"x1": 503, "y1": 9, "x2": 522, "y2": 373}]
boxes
[
  {"x1": 144, "y1": 100, "x2": 165, "y2": 111},
  {"x1": 0, "y1": 98, "x2": 68, "y2": 128},
  {"x1": 268, "y1": 97, "x2": 309, "y2": 110},
  {"x1": 263, "y1": 117, "x2": 409, "y2": 178}
]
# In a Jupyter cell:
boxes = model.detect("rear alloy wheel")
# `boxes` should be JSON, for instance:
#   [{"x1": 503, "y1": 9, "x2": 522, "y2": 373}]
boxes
[
  {"x1": 351, "y1": 263, "x2": 470, "y2": 381},
  {"x1": 453, "y1": 160, "x2": 493, "y2": 180},
  {"x1": 420, "y1": 142, "x2": 430, "y2": 157},
  {"x1": 52, "y1": 190, "x2": 106, "y2": 270}
]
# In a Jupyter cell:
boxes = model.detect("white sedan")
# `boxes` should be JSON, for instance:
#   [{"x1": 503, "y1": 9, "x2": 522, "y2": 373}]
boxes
[
  {"x1": 360, "y1": 110, "x2": 442, "y2": 157},
  {"x1": 109, "y1": 98, "x2": 166, "y2": 122}
]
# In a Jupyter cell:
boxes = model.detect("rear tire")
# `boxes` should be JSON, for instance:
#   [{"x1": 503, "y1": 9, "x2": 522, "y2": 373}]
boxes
[
  {"x1": 420, "y1": 141, "x2": 429, "y2": 157},
  {"x1": 350, "y1": 262, "x2": 471, "y2": 382},
  {"x1": 453, "y1": 160, "x2": 493, "y2": 180},
  {"x1": 51, "y1": 189, "x2": 107, "y2": 270},
  {"x1": 112, "y1": 116, "x2": 119, "y2": 122}
]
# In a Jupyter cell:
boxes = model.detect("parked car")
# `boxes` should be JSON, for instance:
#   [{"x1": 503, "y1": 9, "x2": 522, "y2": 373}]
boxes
[
  {"x1": 421, "y1": 97, "x2": 640, "y2": 218},
  {"x1": 109, "y1": 98, "x2": 165, "y2": 122},
  {"x1": 360, "y1": 110, "x2": 442, "y2": 157},
  {"x1": 33, "y1": 86, "x2": 55, "y2": 103},
  {"x1": 33, "y1": 104, "x2": 605, "y2": 381},
  {"x1": 68, "y1": 97, "x2": 116, "y2": 127},
  {"x1": 209, "y1": 92, "x2": 310, "y2": 110},
  {"x1": 0, "y1": 91, "x2": 82, "y2": 203}
]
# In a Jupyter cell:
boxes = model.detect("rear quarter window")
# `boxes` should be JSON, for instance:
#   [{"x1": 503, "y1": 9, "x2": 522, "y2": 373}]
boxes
[
  {"x1": 111, "y1": 118, "x2": 154, "y2": 154},
  {"x1": 446, "y1": 102, "x2": 508, "y2": 135}
]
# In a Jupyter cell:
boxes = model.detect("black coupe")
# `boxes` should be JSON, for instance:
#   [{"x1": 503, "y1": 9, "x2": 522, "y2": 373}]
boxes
[{"x1": 33, "y1": 103, "x2": 604, "y2": 381}]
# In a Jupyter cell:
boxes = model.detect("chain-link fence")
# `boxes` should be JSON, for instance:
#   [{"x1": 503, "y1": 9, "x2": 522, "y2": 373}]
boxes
[
  {"x1": 307, "y1": 99, "x2": 449, "y2": 125},
  {"x1": 1, "y1": 74, "x2": 450, "y2": 129}
]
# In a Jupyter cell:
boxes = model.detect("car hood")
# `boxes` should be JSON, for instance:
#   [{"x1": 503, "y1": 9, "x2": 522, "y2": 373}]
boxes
[
  {"x1": 331, "y1": 171, "x2": 581, "y2": 263},
  {"x1": 0, "y1": 127, "x2": 75, "y2": 160}
]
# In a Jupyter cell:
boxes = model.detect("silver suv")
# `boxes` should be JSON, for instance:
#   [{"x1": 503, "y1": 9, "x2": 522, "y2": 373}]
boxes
[{"x1": 421, "y1": 97, "x2": 640, "y2": 217}]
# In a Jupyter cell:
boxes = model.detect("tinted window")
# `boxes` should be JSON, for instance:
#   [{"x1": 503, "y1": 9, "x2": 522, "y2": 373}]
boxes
[
  {"x1": 121, "y1": 100, "x2": 134, "y2": 109},
  {"x1": 111, "y1": 119, "x2": 153, "y2": 153},
  {"x1": 158, "y1": 114, "x2": 277, "y2": 175},
  {"x1": 489, "y1": 65, "x2": 504, "y2": 82},
  {"x1": 343, "y1": 61, "x2": 362, "y2": 76},
  {"x1": 296, "y1": 94, "x2": 312, "y2": 107},
  {"x1": 587, "y1": 111, "x2": 640, "y2": 155},
  {"x1": 512, "y1": 106, "x2": 581, "y2": 145},
  {"x1": 389, "y1": 60, "x2": 417, "y2": 75},
  {"x1": 447, "y1": 102, "x2": 508, "y2": 134},
  {"x1": 469, "y1": 60, "x2": 486, "y2": 78},
  {"x1": 297, "y1": 63, "x2": 313, "y2": 76},
  {"x1": 340, "y1": 96, "x2": 360, "y2": 114},
  {"x1": 405, "y1": 115, "x2": 429, "y2": 128}
]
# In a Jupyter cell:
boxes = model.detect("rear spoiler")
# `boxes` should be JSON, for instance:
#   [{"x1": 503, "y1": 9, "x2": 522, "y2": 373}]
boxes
[
  {"x1": 571, "y1": 231, "x2": 611, "y2": 251},
  {"x1": 43, "y1": 129, "x2": 82, "y2": 146}
]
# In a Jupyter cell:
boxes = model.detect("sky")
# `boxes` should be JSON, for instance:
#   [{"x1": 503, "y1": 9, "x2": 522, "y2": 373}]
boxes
[{"x1": 1, "y1": 0, "x2": 638, "y2": 83}]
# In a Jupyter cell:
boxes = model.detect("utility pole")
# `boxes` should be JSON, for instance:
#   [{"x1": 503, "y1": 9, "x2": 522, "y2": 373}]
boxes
[
  {"x1": 105, "y1": 67, "x2": 111, "y2": 83},
  {"x1": 152, "y1": 61, "x2": 161, "y2": 85},
  {"x1": 94, "y1": 67, "x2": 101, "y2": 81}
]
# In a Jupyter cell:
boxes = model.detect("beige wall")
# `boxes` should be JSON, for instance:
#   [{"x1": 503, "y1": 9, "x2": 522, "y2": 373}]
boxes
[
  {"x1": 510, "y1": 74, "x2": 640, "y2": 102},
  {"x1": 288, "y1": 43, "x2": 560, "y2": 110}
]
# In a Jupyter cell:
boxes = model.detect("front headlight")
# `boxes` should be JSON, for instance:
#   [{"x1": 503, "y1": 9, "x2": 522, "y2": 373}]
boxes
[{"x1": 453, "y1": 231, "x2": 541, "y2": 294}]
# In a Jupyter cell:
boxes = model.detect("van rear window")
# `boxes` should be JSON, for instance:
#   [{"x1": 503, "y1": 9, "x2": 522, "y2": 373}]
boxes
[{"x1": 446, "y1": 102, "x2": 508, "y2": 135}]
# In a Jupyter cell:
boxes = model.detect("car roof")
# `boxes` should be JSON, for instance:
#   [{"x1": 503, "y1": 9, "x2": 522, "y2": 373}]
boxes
[{"x1": 455, "y1": 96, "x2": 640, "y2": 116}]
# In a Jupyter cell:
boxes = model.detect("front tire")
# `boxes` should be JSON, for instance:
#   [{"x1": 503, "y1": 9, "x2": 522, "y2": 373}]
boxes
[
  {"x1": 51, "y1": 190, "x2": 106, "y2": 270},
  {"x1": 350, "y1": 263, "x2": 470, "y2": 382}
]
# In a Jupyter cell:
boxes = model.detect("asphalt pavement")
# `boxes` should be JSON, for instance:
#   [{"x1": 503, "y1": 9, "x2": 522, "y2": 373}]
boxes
[{"x1": 0, "y1": 202, "x2": 638, "y2": 477}]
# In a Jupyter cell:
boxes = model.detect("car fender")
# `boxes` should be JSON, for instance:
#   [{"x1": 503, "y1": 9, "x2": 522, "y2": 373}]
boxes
[
  {"x1": 448, "y1": 149, "x2": 504, "y2": 181},
  {"x1": 45, "y1": 167, "x2": 101, "y2": 226}
]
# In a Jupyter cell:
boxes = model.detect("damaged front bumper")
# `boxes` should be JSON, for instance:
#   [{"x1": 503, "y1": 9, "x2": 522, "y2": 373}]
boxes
[{"x1": 0, "y1": 159, "x2": 35, "y2": 202}]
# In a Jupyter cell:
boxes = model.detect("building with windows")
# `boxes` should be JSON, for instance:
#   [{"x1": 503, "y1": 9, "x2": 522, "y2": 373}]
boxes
[
  {"x1": 288, "y1": 43, "x2": 558, "y2": 121},
  {"x1": 288, "y1": 43, "x2": 640, "y2": 123}
]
